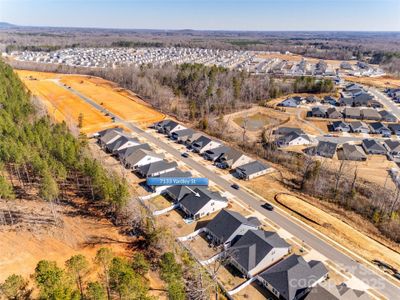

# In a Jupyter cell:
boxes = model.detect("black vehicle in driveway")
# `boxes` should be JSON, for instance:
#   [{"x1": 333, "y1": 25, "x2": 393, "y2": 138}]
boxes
[
  {"x1": 262, "y1": 203, "x2": 274, "y2": 211},
  {"x1": 181, "y1": 152, "x2": 189, "y2": 158},
  {"x1": 231, "y1": 183, "x2": 240, "y2": 190}
]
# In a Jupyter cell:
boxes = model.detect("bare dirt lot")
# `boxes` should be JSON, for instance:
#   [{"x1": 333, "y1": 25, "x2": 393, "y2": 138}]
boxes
[
  {"x1": 345, "y1": 75, "x2": 400, "y2": 89},
  {"x1": 16, "y1": 70, "x2": 166, "y2": 133}
]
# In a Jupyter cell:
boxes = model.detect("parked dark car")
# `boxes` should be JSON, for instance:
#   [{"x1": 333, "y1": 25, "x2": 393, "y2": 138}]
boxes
[
  {"x1": 181, "y1": 152, "x2": 189, "y2": 158},
  {"x1": 231, "y1": 184, "x2": 240, "y2": 190},
  {"x1": 262, "y1": 203, "x2": 274, "y2": 211}
]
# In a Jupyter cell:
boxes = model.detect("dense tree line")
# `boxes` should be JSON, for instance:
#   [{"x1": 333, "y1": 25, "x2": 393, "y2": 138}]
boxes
[
  {"x1": 0, "y1": 59, "x2": 129, "y2": 212},
  {"x1": 0, "y1": 248, "x2": 152, "y2": 300}
]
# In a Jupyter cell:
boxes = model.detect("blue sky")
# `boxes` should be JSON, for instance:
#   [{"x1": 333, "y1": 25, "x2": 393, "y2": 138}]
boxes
[{"x1": 0, "y1": 0, "x2": 399, "y2": 31}]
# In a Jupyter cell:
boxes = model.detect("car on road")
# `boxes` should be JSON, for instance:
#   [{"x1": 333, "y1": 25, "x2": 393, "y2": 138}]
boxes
[
  {"x1": 262, "y1": 203, "x2": 274, "y2": 211},
  {"x1": 181, "y1": 152, "x2": 189, "y2": 158},
  {"x1": 231, "y1": 183, "x2": 240, "y2": 190}
]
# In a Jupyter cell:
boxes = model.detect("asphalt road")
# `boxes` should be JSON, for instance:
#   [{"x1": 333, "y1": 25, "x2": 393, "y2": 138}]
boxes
[
  {"x1": 369, "y1": 87, "x2": 400, "y2": 120},
  {"x1": 60, "y1": 82, "x2": 400, "y2": 299}
]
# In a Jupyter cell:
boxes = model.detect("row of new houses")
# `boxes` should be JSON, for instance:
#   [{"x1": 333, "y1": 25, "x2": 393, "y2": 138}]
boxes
[
  {"x1": 330, "y1": 121, "x2": 400, "y2": 136},
  {"x1": 311, "y1": 138, "x2": 400, "y2": 161},
  {"x1": 153, "y1": 119, "x2": 272, "y2": 180},
  {"x1": 96, "y1": 128, "x2": 229, "y2": 221},
  {"x1": 279, "y1": 83, "x2": 386, "y2": 110},
  {"x1": 309, "y1": 106, "x2": 397, "y2": 123},
  {"x1": 180, "y1": 208, "x2": 369, "y2": 299}
]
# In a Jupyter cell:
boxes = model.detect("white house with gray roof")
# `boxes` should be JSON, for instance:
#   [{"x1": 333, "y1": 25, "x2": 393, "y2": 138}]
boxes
[
  {"x1": 277, "y1": 132, "x2": 312, "y2": 147},
  {"x1": 361, "y1": 139, "x2": 386, "y2": 155},
  {"x1": 216, "y1": 148, "x2": 253, "y2": 169},
  {"x1": 118, "y1": 143, "x2": 152, "y2": 161},
  {"x1": 179, "y1": 188, "x2": 228, "y2": 220},
  {"x1": 105, "y1": 135, "x2": 141, "y2": 154},
  {"x1": 228, "y1": 230, "x2": 291, "y2": 277},
  {"x1": 98, "y1": 129, "x2": 126, "y2": 149},
  {"x1": 257, "y1": 255, "x2": 328, "y2": 300},
  {"x1": 203, "y1": 146, "x2": 230, "y2": 162},
  {"x1": 191, "y1": 136, "x2": 221, "y2": 153},
  {"x1": 123, "y1": 149, "x2": 164, "y2": 169},
  {"x1": 236, "y1": 161, "x2": 271, "y2": 180},
  {"x1": 136, "y1": 160, "x2": 177, "y2": 178},
  {"x1": 205, "y1": 209, "x2": 260, "y2": 248}
]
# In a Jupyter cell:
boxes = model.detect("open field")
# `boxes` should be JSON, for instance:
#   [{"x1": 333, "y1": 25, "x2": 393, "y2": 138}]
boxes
[
  {"x1": 16, "y1": 70, "x2": 165, "y2": 133},
  {"x1": 345, "y1": 76, "x2": 400, "y2": 89},
  {"x1": 60, "y1": 75, "x2": 165, "y2": 126}
]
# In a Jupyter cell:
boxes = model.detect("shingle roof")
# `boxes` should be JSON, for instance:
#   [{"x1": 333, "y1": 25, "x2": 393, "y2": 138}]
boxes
[
  {"x1": 125, "y1": 149, "x2": 164, "y2": 166},
  {"x1": 342, "y1": 144, "x2": 367, "y2": 160},
  {"x1": 192, "y1": 135, "x2": 212, "y2": 148},
  {"x1": 180, "y1": 188, "x2": 227, "y2": 215},
  {"x1": 204, "y1": 146, "x2": 230, "y2": 160},
  {"x1": 99, "y1": 129, "x2": 125, "y2": 145},
  {"x1": 171, "y1": 128, "x2": 196, "y2": 138},
  {"x1": 362, "y1": 139, "x2": 386, "y2": 153},
  {"x1": 305, "y1": 283, "x2": 370, "y2": 300},
  {"x1": 236, "y1": 161, "x2": 268, "y2": 175},
  {"x1": 218, "y1": 148, "x2": 245, "y2": 165},
  {"x1": 274, "y1": 127, "x2": 305, "y2": 136},
  {"x1": 230, "y1": 230, "x2": 290, "y2": 274},
  {"x1": 136, "y1": 160, "x2": 177, "y2": 177},
  {"x1": 206, "y1": 209, "x2": 259, "y2": 244},
  {"x1": 152, "y1": 169, "x2": 192, "y2": 178},
  {"x1": 258, "y1": 255, "x2": 328, "y2": 300},
  {"x1": 384, "y1": 140, "x2": 400, "y2": 152},
  {"x1": 164, "y1": 185, "x2": 205, "y2": 202},
  {"x1": 316, "y1": 141, "x2": 338, "y2": 158},
  {"x1": 106, "y1": 135, "x2": 139, "y2": 152},
  {"x1": 96, "y1": 127, "x2": 122, "y2": 138},
  {"x1": 118, "y1": 143, "x2": 152, "y2": 159}
]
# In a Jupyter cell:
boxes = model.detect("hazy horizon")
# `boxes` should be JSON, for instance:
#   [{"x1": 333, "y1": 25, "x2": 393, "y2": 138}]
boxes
[{"x1": 1, "y1": 0, "x2": 399, "y2": 32}]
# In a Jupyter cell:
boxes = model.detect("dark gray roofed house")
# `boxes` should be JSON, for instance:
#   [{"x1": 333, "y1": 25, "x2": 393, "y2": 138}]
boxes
[
  {"x1": 384, "y1": 140, "x2": 400, "y2": 159},
  {"x1": 236, "y1": 161, "x2": 270, "y2": 180},
  {"x1": 331, "y1": 121, "x2": 350, "y2": 132},
  {"x1": 322, "y1": 96, "x2": 337, "y2": 106},
  {"x1": 164, "y1": 185, "x2": 205, "y2": 202},
  {"x1": 326, "y1": 107, "x2": 342, "y2": 119},
  {"x1": 216, "y1": 148, "x2": 253, "y2": 169},
  {"x1": 305, "y1": 283, "x2": 371, "y2": 300},
  {"x1": 136, "y1": 160, "x2": 178, "y2": 178},
  {"x1": 154, "y1": 119, "x2": 173, "y2": 132},
  {"x1": 205, "y1": 209, "x2": 260, "y2": 247},
  {"x1": 257, "y1": 255, "x2": 328, "y2": 300},
  {"x1": 203, "y1": 146, "x2": 230, "y2": 162},
  {"x1": 361, "y1": 109, "x2": 381, "y2": 121},
  {"x1": 118, "y1": 143, "x2": 152, "y2": 161},
  {"x1": 353, "y1": 92, "x2": 374, "y2": 107},
  {"x1": 179, "y1": 188, "x2": 228, "y2": 220},
  {"x1": 349, "y1": 121, "x2": 370, "y2": 133},
  {"x1": 369, "y1": 122, "x2": 391, "y2": 135},
  {"x1": 305, "y1": 96, "x2": 319, "y2": 103},
  {"x1": 105, "y1": 135, "x2": 140, "y2": 154},
  {"x1": 343, "y1": 107, "x2": 361, "y2": 120},
  {"x1": 339, "y1": 97, "x2": 354, "y2": 107},
  {"x1": 170, "y1": 128, "x2": 195, "y2": 142},
  {"x1": 379, "y1": 110, "x2": 397, "y2": 123},
  {"x1": 229, "y1": 230, "x2": 291, "y2": 277},
  {"x1": 277, "y1": 132, "x2": 312, "y2": 147},
  {"x1": 388, "y1": 124, "x2": 400, "y2": 136},
  {"x1": 311, "y1": 107, "x2": 327, "y2": 118},
  {"x1": 124, "y1": 149, "x2": 164, "y2": 169},
  {"x1": 315, "y1": 141, "x2": 338, "y2": 158},
  {"x1": 163, "y1": 120, "x2": 186, "y2": 136},
  {"x1": 191, "y1": 136, "x2": 221, "y2": 153},
  {"x1": 361, "y1": 139, "x2": 386, "y2": 155},
  {"x1": 340, "y1": 144, "x2": 367, "y2": 161},
  {"x1": 95, "y1": 127, "x2": 122, "y2": 138},
  {"x1": 184, "y1": 131, "x2": 203, "y2": 146},
  {"x1": 99, "y1": 129, "x2": 126, "y2": 148},
  {"x1": 274, "y1": 127, "x2": 305, "y2": 136}
]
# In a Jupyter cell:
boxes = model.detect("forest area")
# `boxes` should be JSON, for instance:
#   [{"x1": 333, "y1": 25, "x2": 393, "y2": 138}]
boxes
[{"x1": 0, "y1": 60, "x2": 218, "y2": 300}]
